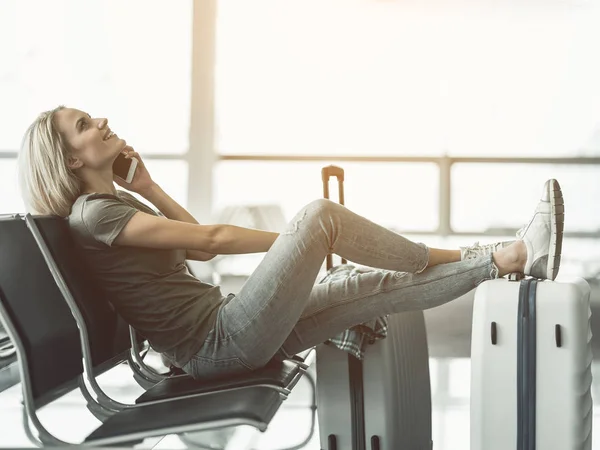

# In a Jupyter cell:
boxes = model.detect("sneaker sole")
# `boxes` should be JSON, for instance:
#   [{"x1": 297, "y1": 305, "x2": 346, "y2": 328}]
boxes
[{"x1": 547, "y1": 179, "x2": 564, "y2": 281}]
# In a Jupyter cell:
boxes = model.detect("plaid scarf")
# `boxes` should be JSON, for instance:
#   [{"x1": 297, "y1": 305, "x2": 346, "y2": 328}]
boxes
[{"x1": 319, "y1": 264, "x2": 389, "y2": 360}]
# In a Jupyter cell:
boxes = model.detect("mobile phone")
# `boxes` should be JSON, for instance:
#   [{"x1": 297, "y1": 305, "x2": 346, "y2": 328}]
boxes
[{"x1": 112, "y1": 153, "x2": 138, "y2": 183}]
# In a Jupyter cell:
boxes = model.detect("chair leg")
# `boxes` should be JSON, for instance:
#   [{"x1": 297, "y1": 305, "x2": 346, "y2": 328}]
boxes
[
  {"x1": 77, "y1": 375, "x2": 117, "y2": 421},
  {"x1": 127, "y1": 354, "x2": 160, "y2": 390},
  {"x1": 129, "y1": 326, "x2": 168, "y2": 381}
]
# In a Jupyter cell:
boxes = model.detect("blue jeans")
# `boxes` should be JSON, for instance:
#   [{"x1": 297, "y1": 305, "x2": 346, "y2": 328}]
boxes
[{"x1": 182, "y1": 199, "x2": 498, "y2": 379}]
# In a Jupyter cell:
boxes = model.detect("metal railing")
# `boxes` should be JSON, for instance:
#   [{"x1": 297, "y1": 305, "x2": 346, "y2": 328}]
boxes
[{"x1": 220, "y1": 154, "x2": 600, "y2": 239}]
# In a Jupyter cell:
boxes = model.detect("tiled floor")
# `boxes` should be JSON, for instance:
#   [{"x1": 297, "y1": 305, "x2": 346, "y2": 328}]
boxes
[{"x1": 1, "y1": 358, "x2": 599, "y2": 449}]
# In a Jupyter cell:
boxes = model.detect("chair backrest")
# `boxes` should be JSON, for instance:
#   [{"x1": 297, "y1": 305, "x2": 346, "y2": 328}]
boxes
[
  {"x1": 29, "y1": 216, "x2": 132, "y2": 367},
  {"x1": 0, "y1": 216, "x2": 83, "y2": 404}
]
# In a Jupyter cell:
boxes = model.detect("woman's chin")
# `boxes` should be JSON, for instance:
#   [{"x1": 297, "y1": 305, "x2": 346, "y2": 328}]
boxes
[{"x1": 111, "y1": 139, "x2": 127, "y2": 154}]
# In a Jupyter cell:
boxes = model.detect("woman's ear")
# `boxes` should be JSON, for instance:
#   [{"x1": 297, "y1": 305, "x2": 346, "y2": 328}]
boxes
[{"x1": 67, "y1": 156, "x2": 83, "y2": 170}]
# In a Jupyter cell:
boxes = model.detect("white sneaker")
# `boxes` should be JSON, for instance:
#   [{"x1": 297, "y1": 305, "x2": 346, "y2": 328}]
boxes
[
  {"x1": 460, "y1": 241, "x2": 514, "y2": 260},
  {"x1": 517, "y1": 179, "x2": 564, "y2": 280}
]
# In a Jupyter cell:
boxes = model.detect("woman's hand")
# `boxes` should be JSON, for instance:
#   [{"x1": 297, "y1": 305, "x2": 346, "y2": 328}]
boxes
[{"x1": 113, "y1": 146, "x2": 157, "y2": 197}]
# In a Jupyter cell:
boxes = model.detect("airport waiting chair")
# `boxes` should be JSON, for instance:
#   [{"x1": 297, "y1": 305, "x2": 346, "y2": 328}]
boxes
[{"x1": 0, "y1": 214, "x2": 315, "y2": 447}]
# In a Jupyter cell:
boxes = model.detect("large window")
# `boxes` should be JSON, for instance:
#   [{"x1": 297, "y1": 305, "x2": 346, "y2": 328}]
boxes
[
  {"x1": 213, "y1": 161, "x2": 439, "y2": 230},
  {"x1": 0, "y1": 159, "x2": 23, "y2": 214},
  {"x1": 215, "y1": 0, "x2": 600, "y2": 158},
  {"x1": 0, "y1": 0, "x2": 192, "y2": 214},
  {"x1": 214, "y1": 0, "x2": 600, "y2": 275},
  {"x1": 452, "y1": 164, "x2": 600, "y2": 234}
]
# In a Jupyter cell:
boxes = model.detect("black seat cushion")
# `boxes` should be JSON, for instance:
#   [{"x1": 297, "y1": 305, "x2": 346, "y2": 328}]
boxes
[
  {"x1": 136, "y1": 359, "x2": 299, "y2": 404},
  {"x1": 86, "y1": 386, "x2": 282, "y2": 443}
]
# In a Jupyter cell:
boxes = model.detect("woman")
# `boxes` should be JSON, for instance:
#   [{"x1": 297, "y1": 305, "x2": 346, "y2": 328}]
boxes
[{"x1": 18, "y1": 106, "x2": 564, "y2": 379}]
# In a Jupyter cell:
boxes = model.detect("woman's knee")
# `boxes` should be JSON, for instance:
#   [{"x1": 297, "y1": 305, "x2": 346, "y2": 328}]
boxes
[
  {"x1": 281, "y1": 198, "x2": 340, "y2": 246},
  {"x1": 287, "y1": 199, "x2": 342, "y2": 237},
  {"x1": 284, "y1": 199, "x2": 337, "y2": 235},
  {"x1": 304, "y1": 198, "x2": 338, "y2": 219}
]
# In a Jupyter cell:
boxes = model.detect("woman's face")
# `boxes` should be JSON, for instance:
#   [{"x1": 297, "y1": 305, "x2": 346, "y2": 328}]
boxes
[{"x1": 55, "y1": 108, "x2": 126, "y2": 171}]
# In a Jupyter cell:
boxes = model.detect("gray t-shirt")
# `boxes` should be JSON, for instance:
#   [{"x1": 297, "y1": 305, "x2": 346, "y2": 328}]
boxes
[{"x1": 68, "y1": 190, "x2": 224, "y2": 367}]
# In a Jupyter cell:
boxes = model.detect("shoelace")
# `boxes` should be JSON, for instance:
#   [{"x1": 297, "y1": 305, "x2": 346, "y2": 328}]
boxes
[
  {"x1": 464, "y1": 239, "x2": 519, "y2": 261},
  {"x1": 461, "y1": 241, "x2": 507, "y2": 260}
]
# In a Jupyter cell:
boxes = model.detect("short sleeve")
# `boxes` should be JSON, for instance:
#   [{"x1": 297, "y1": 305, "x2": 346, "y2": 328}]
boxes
[
  {"x1": 117, "y1": 191, "x2": 159, "y2": 216},
  {"x1": 81, "y1": 194, "x2": 139, "y2": 247}
]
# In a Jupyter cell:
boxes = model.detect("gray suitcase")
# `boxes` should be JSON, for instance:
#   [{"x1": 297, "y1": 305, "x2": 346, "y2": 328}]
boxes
[
  {"x1": 315, "y1": 166, "x2": 433, "y2": 450},
  {"x1": 316, "y1": 310, "x2": 433, "y2": 450}
]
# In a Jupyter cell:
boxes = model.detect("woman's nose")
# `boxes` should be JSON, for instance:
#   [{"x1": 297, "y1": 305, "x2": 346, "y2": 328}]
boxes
[{"x1": 97, "y1": 118, "x2": 108, "y2": 129}]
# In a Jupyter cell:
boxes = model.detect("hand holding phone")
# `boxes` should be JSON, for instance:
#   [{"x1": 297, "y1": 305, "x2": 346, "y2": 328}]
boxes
[
  {"x1": 113, "y1": 147, "x2": 155, "y2": 196},
  {"x1": 112, "y1": 152, "x2": 139, "y2": 183}
]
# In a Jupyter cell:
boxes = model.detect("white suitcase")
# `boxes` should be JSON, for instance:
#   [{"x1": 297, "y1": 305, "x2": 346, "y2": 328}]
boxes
[
  {"x1": 470, "y1": 277, "x2": 593, "y2": 450},
  {"x1": 316, "y1": 310, "x2": 433, "y2": 450}
]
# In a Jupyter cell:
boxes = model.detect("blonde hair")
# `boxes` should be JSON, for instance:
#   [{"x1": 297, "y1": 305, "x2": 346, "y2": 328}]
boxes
[{"x1": 18, "y1": 105, "x2": 83, "y2": 217}]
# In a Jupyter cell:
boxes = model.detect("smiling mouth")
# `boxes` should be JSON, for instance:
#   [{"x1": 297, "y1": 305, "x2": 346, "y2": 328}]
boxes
[{"x1": 104, "y1": 131, "x2": 115, "y2": 140}]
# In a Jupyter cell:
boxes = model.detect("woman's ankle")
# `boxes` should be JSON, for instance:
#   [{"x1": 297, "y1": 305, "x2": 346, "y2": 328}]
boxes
[
  {"x1": 492, "y1": 241, "x2": 526, "y2": 277},
  {"x1": 426, "y1": 248, "x2": 462, "y2": 268}
]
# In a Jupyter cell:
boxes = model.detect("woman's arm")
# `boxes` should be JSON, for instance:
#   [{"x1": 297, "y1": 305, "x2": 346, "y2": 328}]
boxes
[
  {"x1": 114, "y1": 148, "x2": 215, "y2": 261},
  {"x1": 140, "y1": 183, "x2": 217, "y2": 261},
  {"x1": 113, "y1": 211, "x2": 280, "y2": 255}
]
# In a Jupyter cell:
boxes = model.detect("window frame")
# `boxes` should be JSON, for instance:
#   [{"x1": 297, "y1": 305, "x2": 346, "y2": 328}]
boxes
[{"x1": 216, "y1": 153, "x2": 600, "y2": 238}]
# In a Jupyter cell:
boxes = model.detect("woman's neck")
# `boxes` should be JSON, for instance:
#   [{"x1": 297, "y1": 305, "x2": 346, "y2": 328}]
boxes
[{"x1": 80, "y1": 170, "x2": 118, "y2": 196}]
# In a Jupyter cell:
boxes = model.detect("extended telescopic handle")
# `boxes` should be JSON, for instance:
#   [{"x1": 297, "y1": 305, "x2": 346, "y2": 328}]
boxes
[
  {"x1": 321, "y1": 165, "x2": 346, "y2": 269},
  {"x1": 321, "y1": 165, "x2": 345, "y2": 206}
]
